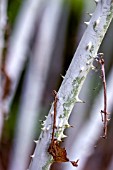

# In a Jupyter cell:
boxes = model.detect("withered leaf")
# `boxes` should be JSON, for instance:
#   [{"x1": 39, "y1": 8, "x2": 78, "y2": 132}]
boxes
[
  {"x1": 48, "y1": 139, "x2": 79, "y2": 167},
  {"x1": 48, "y1": 139, "x2": 69, "y2": 162}
]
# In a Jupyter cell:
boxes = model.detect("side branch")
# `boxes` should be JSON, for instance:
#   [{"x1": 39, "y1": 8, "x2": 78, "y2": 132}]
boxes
[{"x1": 96, "y1": 53, "x2": 109, "y2": 138}]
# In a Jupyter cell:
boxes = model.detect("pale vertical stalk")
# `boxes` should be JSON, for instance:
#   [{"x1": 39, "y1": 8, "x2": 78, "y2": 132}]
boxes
[
  {"x1": 2, "y1": 0, "x2": 44, "y2": 115},
  {"x1": 29, "y1": 1, "x2": 113, "y2": 170},
  {"x1": 0, "y1": 0, "x2": 8, "y2": 138},
  {"x1": 64, "y1": 67, "x2": 113, "y2": 170},
  {"x1": 9, "y1": 1, "x2": 64, "y2": 170}
]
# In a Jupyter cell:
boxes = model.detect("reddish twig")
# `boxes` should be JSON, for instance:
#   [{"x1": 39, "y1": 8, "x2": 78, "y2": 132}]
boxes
[{"x1": 96, "y1": 53, "x2": 108, "y2": 138}]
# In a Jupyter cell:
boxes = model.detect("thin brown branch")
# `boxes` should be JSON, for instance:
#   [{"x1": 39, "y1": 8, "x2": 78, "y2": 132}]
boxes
[{"x1": 96, "y1": 53, "x2": 109, "y2": 138}]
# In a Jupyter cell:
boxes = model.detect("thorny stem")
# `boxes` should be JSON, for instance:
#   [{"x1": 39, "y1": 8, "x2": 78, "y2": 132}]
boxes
[
  {"x1": 96, "y1": 53, "x2": 108, "y2": 138},
  {"x1": 52, "y1": 90, "x2": 58, "y2": 142}
]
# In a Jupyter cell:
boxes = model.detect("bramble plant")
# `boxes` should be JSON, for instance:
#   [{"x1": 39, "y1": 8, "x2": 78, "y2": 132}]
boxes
[
  {"x1": 1, "y1": 1, "x2": 113, "y2": 170},
  {"x1": 29, "y1": 1, "x2": 113, "y2": 170}
]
